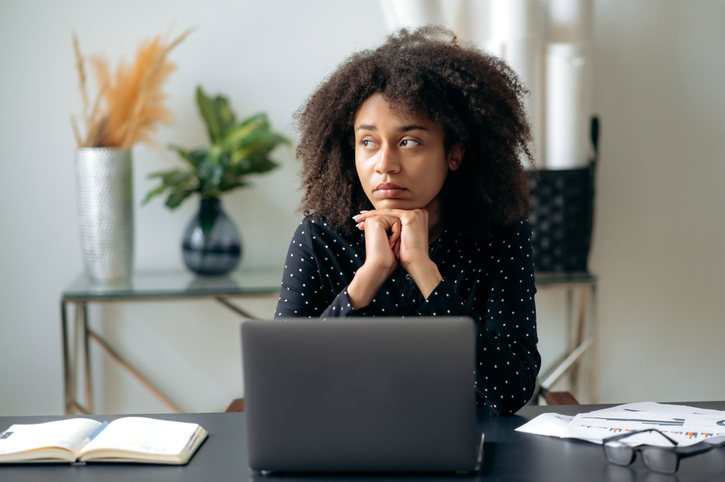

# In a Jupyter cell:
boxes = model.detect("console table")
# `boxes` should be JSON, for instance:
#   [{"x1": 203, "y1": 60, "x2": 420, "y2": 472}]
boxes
[
  {"x1": 61, "y1": 269, "x2": 596, "y2": 415},
  {"x1": 60, "y1": 268, "x2": 282, "y2": 415}
]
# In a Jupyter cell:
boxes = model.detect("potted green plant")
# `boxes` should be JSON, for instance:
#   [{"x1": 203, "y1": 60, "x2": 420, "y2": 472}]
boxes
[{"x1": 144, "y1": 86, "x2": 289, "y2": 276}]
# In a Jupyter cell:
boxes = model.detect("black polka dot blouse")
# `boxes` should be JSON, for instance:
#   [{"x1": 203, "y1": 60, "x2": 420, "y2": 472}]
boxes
[{"x1": 275, "y1": 215, "x2": 541, "y2": 415}]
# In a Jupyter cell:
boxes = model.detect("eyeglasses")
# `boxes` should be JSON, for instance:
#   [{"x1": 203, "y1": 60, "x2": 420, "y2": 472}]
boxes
[{"x1": 603, "y1": 428, "x2": 725, "y2": 474}]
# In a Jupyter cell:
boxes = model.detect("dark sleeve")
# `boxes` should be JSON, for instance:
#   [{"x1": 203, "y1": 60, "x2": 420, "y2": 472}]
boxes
[
  {"x1": 415, "y1": 222, "x2": 540, "y2": 415},
  {"x1": 274, "y1": 219, "x2": 362, "y2": 319}
]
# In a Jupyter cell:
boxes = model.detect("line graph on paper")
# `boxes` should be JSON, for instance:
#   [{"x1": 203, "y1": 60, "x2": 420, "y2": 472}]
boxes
[{"x1": 566, "y1": 410, "x2": 725, "y2": 446}]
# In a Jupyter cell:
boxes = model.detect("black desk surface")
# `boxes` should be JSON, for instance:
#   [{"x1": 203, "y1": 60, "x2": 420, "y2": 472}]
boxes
[{"x1": 1, "y1": 402, "x2": 724, "y2": 481}]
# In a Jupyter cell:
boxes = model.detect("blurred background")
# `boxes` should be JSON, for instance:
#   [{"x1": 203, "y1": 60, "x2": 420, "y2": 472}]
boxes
[{"x1": 1, "y1": 0, "x2": 723, "y2": 415}]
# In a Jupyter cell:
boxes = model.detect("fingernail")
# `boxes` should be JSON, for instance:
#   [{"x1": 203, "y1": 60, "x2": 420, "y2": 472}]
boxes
[
  {"x1": 352, "y1": 214, "x2": 362, "y2": 220},
  {"x1": 356, "y1": 222, "x2": 363, "y2": 228}
]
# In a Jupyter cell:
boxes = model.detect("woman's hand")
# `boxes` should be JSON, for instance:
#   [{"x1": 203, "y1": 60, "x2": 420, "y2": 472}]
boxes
[
  {"x1": 354, "y1": 209, "x2": 442, "y2": 299},
  {"x1": 347, "y1": 212, "x2": 401, "y2": 309}
]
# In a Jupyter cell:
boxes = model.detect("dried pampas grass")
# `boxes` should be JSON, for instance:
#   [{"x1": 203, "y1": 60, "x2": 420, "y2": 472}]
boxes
[{"x1": 72, "y1": 28, "x2": 193, "y2": 149}]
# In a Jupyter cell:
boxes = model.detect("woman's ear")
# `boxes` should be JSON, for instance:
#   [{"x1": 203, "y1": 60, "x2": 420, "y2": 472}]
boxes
[{"x1": 447, "y1": 143, "x2": 465, "y2": 171}]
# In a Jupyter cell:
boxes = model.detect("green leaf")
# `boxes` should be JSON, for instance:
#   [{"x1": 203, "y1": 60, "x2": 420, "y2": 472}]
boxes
[
  {"x1": 219, "y1": 180, "x2": 249, "y2": 193},
  {"x1": 162, "y1": 170, "x2": 195, "y2": 187},
  {"x1": 167, "y1": 144, "x2": 199, "y2": 169},
  {"x1": 217, "y1": 150, "x2": 232, "y2": 172},
  {"x1": 222, "y1": 113, "x2": 269, "y2": 151},
  {"x1": 196, "y1": 86, "x2": 223, "y2": 144},
  {"x1": 142, "y1": 183, "x2": 167, "y2": 205},
  {"x1": 200, "y1": 185, "x2": 221, "y2": 198},
  {"x1": 239, "y1": 112, "x2": 269, "y2": 130},
  {"x1": 213, "y1": 95, "x2": 236, "y2": 137},
  {"x1": 165, "y1": 189, "x2": 195, "y2": 210},
  {"x1": 231, "y1": 132, "x2": 289, "y2": 163},
  {"x1": 246, "y1": 156, "x2": 279, "y2": 174},
  {"x1": 196, "y1": 153, "x2": 223, "y2": 196},
  {"x1": 195, "y1": 153, "x2": 217, "y2": 183}
]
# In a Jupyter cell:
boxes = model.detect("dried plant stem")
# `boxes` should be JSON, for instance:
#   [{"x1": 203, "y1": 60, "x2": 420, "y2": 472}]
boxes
[
  {"x1": 70, "y1": 115, "x2": 82, "y2": 148},
  {"x1": 72, "y1": 32, "x2": 90, "y2": 124},
  {"x1": 72, "y1": 26, "x2": 192, "y2": 149},
  {"x1": 84, "y1": 80, "x2": 108, "y2": 146},
  {"x1": 122, "y1": 27, "x2": 195, "y2": 149}
]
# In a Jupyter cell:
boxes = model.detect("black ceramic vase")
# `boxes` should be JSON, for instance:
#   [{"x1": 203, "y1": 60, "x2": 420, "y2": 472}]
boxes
[{"x1": 182, "y1": 197, "x2": 242, "y2": 276}]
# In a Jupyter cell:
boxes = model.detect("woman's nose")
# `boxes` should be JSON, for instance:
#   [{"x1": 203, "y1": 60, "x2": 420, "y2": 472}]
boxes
[{"x1": 375, "y1": 144, "x2": 401, "y2": 174}]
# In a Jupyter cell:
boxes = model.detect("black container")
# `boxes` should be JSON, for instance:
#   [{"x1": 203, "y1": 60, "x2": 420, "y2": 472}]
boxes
[
  {"x1": 182, "y1": 197, "x2": 242, "y2": 276},
  {"x1": 526, "y1": 163, "x2": 595, "y2": 273}
]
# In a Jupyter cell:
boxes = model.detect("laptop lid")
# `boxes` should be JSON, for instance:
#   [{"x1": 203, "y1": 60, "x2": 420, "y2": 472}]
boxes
[{"x1": 241, "y1": 317, "x2": 482, "y2": 473}]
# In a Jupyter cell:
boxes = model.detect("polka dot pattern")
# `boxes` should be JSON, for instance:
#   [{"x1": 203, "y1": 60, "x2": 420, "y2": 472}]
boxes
[{"x1": 274, "y1": 215, "x2": 541, "y2": 415}]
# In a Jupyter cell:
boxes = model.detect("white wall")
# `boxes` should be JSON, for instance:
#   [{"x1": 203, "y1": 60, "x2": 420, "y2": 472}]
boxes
[
  {"x1": 0, "y1": 0, "x2": 723, "y2": 416},
  {"x1": 590, "y1": 0, "x2": 725, "y2": 403}
]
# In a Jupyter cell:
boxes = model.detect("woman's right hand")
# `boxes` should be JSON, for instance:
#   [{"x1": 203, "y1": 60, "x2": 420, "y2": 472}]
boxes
[{"x1": 347, "y1": 213, "x2": 400, "y2": 309}]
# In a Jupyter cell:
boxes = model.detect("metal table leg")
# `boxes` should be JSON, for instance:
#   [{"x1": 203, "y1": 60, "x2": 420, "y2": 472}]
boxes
[
  {"x1": 590, "y1": 283, "x2": 598, "y2": 403},
  {"x1": 82, "y1": 302, "x2": 93, "y2": 413},
  {"x1": 61, "y1": 300, "x2": 71, "y2": 415},
  {"x1": 72, "y1": 302, "x2": 90, "y2": 415}
]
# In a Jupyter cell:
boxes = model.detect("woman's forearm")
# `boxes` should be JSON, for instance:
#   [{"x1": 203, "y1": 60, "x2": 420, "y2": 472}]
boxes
[
  {"x1": 347, "y1": 263, "x2": 390, "y2": 309},
  {"x1": 405, "y1": 258, "x2": 443, "y2": 299}
]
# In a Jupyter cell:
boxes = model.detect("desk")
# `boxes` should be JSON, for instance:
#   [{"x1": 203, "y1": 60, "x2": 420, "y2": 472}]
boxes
[
  {"x1": 2, "y1": 402, "x2": 724, "y2": 481},
  {"x1": 60, "y1": 268, "x2": 282, "y2": 415},
  {"x1": 535, "y1": 272, "x2": 598, "y2": 403}
]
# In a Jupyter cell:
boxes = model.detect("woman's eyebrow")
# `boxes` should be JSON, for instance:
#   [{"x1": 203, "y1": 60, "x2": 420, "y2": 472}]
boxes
[
  {"x1": 354, "y1": 124, "x2": 429, "y2": 132},
  {"x1": 398, "y1": 124, "x2": 428, "y2": 132}
]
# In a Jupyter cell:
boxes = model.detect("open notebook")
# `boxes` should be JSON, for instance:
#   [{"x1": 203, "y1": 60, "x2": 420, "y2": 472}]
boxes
[{"x1": 0, "y1": 417, "x2": 207, "y2": 465}]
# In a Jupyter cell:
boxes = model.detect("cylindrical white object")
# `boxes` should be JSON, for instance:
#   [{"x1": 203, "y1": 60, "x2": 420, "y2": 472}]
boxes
[
  {"x1": 504, "y1": 38, "x2": 544, "y2": 167},
  {"x1": 490, "y1": 0, "x2": 542, "y2": 40},
  {"x1": 490, "y1": 0, "x2": 544, "y2": 168},
  {"x1": 440, "y1": 0, "x2": 465, "y2": 36},
  {"x1": 485, "y1": 39, "x2": 504, "y2": 58},
  {"x1": 379, "y1": 0, "x2": 399, "y2": 31},
  {"x1": 549, "y1": 0, "x2": 593, "y2": 43},
  {"x1": 76, "y1": 148, "x2": 134, "y2": 281},
  {"x1": 545, "y1": 43, "x2": 591, "y2": 169},
  {"x1": 380, "y1": 0, "x2": 443, "y2": 31}
]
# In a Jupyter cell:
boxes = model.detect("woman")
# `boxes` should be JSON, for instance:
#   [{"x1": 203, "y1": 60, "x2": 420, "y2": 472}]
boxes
[{"x1": 276, "y1": 26, "x2": 540, "y2": 415}]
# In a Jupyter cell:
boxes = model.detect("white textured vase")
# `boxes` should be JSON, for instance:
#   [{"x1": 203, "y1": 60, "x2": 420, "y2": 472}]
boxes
[{"x1": 76, "y1": 148, "x2": 134, "y2": 282}]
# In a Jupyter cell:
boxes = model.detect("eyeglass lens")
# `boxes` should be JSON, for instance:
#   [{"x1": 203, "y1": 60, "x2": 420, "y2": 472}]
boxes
[
  {"x1": 641, "y1": 447, "x2": 679, "y2": 474},
  {"x1": 604, "y1": 443, "x2": 636, "y2": 466}
]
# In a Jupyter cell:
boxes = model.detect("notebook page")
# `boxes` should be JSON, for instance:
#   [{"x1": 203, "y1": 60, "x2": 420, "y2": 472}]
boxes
[
  {"x1": 81, "y1": 417, "x2": 199, "y2": 456},
  {"x1": 0, "y1": 419, "x2": 100, "y2": 457}
]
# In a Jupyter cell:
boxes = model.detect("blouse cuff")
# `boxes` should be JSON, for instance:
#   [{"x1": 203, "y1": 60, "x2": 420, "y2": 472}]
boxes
[
  {"x1": 321, "y1": 287, "x2": 366, "y2": 318},
  {"x1": 415, "y1": 279, "x2": 470, "y2": 317}
]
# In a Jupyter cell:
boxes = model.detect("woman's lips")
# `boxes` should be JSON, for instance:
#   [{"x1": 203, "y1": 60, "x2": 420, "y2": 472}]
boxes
[{"x1": 375, "y1": 183, "x2": 406, "y2": 199}]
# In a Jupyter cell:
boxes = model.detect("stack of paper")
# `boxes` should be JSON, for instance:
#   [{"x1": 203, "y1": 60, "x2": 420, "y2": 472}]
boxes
[{"x1": 516, "y1": 402, "x2": 725, "y2": 447}]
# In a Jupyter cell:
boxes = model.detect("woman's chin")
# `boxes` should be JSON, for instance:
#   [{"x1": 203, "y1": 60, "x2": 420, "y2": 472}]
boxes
[{"x1": 372, "y1": 199, "x2": 415, "y2": 211}]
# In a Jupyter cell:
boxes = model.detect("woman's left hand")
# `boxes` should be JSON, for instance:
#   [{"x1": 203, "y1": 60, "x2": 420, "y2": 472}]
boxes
[{"x1": 354, "y1": 209, "x2": 442, "y2": 298}]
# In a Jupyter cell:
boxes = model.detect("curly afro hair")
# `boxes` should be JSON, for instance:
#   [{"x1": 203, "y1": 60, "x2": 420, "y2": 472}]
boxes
[{"x1": 294, "y1": 26, "x2": 533, "y2": 238}]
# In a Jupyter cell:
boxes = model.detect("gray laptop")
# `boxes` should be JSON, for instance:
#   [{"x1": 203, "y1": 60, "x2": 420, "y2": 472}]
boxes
[{"x1": 241, "y1": 317, "x2": 483, "y2": 474}]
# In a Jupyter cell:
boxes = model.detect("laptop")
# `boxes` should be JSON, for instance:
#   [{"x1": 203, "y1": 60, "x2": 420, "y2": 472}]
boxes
[{"x1": 241, "y1": 317, "x2": 483, "y2": 474}]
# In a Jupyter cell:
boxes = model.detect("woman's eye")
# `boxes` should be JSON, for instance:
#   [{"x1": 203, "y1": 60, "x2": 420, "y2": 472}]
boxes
[
  {"x1": 400, "y1": 139, "x2": 420, "y2": 147},
  {"x1": 362, "y1": 139, "x2": 376, "y2": 148}
]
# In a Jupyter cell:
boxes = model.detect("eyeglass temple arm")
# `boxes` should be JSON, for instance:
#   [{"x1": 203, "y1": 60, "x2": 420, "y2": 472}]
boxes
[
  {"x1": 604, "y1": 428, "x2": 679, "y2": 446},
  {"x1": 675, "y1": 438, "x2": 725, "y2": 457}
]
